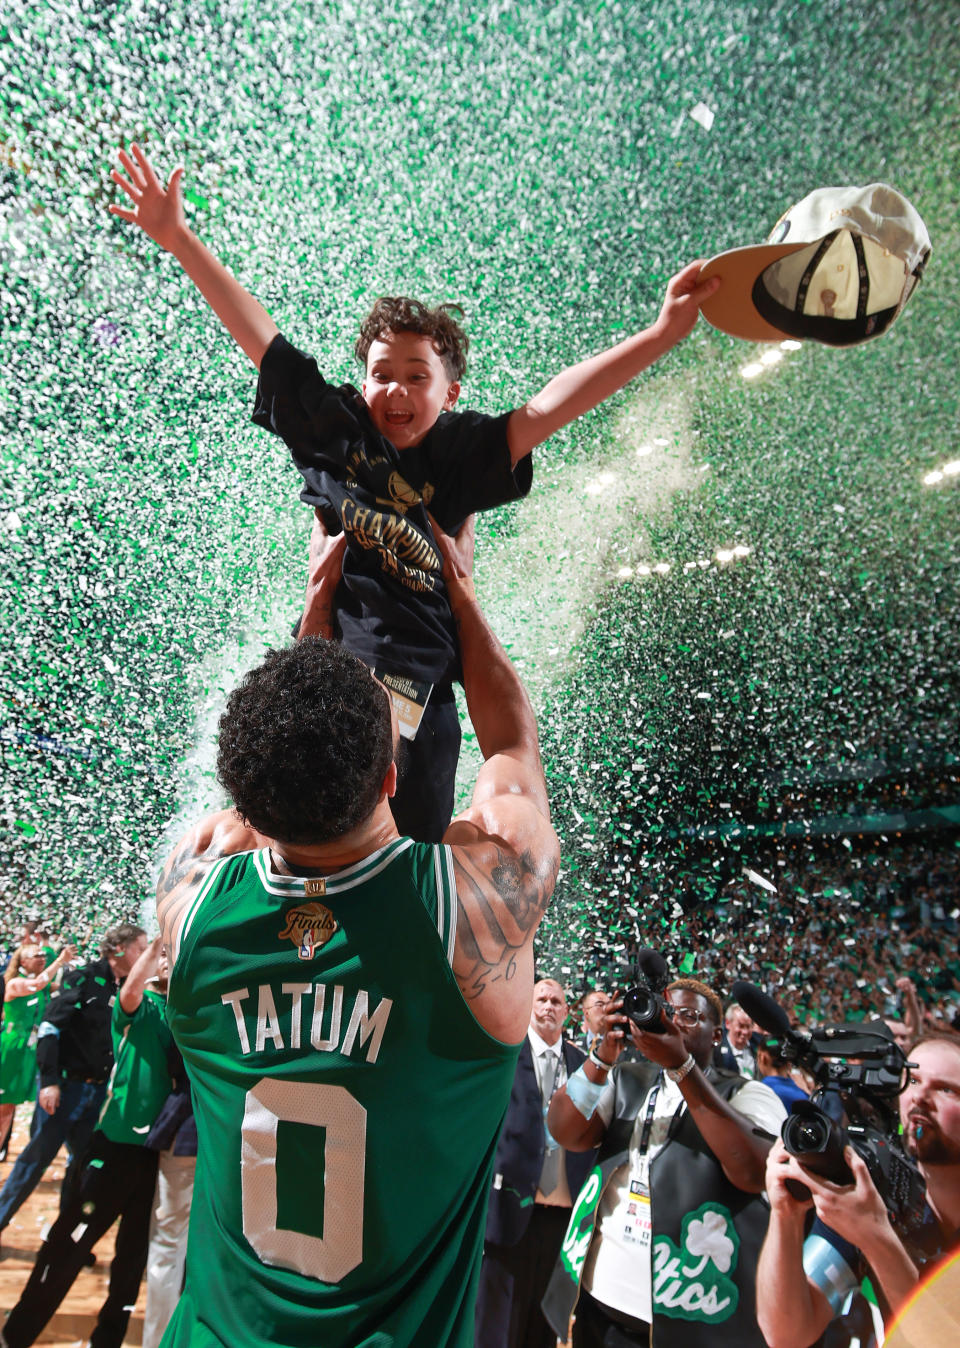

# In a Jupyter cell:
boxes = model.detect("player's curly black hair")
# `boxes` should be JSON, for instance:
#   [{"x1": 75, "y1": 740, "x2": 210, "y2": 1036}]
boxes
[
  {"x1": 355, "y1": 296, "x2": 469, "y2": 381},
  {"x1": 216, "y1": 638, "x2": 394, "y2": 845}
]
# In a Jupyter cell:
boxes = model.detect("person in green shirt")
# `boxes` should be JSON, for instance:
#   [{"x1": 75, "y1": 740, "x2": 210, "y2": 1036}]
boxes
[
  {"x1": 0, "y1": 942, "x2": 74, "y2": 1159},
  {"x1": 1, "y1": 936, "x2": 172, "y2": 1348}
]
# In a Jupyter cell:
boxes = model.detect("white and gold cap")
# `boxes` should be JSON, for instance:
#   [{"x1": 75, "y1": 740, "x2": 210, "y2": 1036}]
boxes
[{"x1": 699, "y1": 183, "x2": 931, "y2": 346}]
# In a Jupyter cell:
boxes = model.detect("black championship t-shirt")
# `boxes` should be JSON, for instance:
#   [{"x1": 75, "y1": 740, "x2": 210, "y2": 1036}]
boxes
[{"x1": 253, "y1": 335, "x2": 532, "y2": 684}]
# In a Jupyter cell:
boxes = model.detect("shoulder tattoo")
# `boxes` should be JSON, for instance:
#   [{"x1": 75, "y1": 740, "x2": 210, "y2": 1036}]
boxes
[{"x1": 156, "y1": 832, "x2": 232, "y2": 937}]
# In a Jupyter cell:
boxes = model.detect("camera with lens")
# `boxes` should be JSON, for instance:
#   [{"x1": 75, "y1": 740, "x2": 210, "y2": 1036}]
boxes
[
  {"x1": 621, "y1": 948, "x2": 673, "y2": 1035},
  {"x1": 759, "y1": 1006, "x2": 929, "y2": 1253}
]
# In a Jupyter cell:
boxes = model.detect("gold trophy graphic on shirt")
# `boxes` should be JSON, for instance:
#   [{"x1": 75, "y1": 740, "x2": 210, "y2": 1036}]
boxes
[{"x1": 278, "y1": 901, "x2": 339, "y2": 961}]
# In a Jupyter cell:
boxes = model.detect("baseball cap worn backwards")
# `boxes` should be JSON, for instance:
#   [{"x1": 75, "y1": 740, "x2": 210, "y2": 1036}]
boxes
[{"x1": 699, "y1": 183, "x2": 931, "y2": 347}]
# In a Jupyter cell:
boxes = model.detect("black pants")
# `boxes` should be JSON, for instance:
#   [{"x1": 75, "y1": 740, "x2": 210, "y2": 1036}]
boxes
[
  {"x1": 390, "y1": 690, "x2": 461, "y2": 842},
  {"x1": 2, "y1": 1131, "x2": 158, "y2": 1348},
  {"x1": 475, "y1": 1204, "x2": 572, "y2": 1348},
  {"x1": 572, "y1": 1290, "x2": 652, "y2": 1347}
]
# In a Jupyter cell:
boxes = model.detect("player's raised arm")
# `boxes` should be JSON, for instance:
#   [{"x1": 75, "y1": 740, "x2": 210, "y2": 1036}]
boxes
[
  {"x1": 434, "y1": 517, "x2": 560, "y2": 1044},
  {"x1": 505, "y1": 261, "x2": 720, "y2": 465},
  {"x1": 109, "y1": 142, "x2": 279, "y2": 369},
  {"x1": 156, "y1": 808, "x2": 264, "y2": 958}
]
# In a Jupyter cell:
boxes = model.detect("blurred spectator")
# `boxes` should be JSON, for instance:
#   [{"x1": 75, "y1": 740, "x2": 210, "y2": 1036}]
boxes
[
  {"x1": 0, "y1": 943, "x2": 75, "y2": 1160},
  {"x1": 141, "y1": 1037, "x2": 197, "y2": 1348},
  {"x1": 718, "y1": 1003, "x2": 758, "y2": 1078},
  {"x1": 1, "y1": 935, "x2": 171, "y2": 1348},
  {"x1": 0, "y1": 921, "x2": 146, "y2": 1241},
  {"x1": 578, "y1": 989, "x2": 608, "y2": 1054},
  {"x1": 476, "y1": 980, "x2": 597, "y2": 1348},
  {"x1": 755, "y1": 1040, "x2": 808, "y2": 1109}
]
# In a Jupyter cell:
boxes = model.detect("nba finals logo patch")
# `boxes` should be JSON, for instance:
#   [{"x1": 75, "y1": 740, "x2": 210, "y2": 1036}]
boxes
[{"x1": 278, "y1": 901, "x2": 338, "y2": 961}]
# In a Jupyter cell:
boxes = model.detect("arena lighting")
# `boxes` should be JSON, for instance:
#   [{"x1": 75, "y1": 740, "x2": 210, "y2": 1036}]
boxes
[
  {"x1": 923, "y1": 460, "x2": 960, "y2": 486},
  {"x1": 741, "y1": 338, "x2": 803, "y2": 379},
  {"x1": 620, "y1": 546, "x2": 751, "y2": 582}
]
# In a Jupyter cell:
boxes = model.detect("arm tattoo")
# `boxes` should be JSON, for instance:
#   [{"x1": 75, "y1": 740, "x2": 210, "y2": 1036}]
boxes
[{"x1": 452, "y1": 844, "x2": 556, "y2": 1001}]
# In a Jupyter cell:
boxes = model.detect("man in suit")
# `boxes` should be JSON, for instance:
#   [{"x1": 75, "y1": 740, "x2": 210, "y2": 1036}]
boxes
[
  {"x1": 717, "y1": 1001, "x2": 759, "y2": 1077},
  {"x1": 579, "y1": 989, "x2": 608, "y2": 1054},
  {"x1": 475, "y1": 979, "x2": 598, "y2": 1348}
]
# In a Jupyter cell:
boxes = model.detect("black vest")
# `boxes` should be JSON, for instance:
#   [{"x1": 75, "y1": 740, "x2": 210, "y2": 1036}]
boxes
[{"x1": 543, "y1": 1061, "x2": 773, "y2": 1347}]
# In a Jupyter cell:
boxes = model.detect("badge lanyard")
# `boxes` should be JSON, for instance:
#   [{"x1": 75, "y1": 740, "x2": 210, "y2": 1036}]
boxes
[{"x1": 634, "y1": 1074, "x2": 687, "y2": 1185}]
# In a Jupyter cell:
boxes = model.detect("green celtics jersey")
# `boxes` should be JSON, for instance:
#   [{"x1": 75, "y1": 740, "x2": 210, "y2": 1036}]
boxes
[
  {"x1": 164, "y1": 839, "x2": 519, "y2": 1348},
  {"x1": 99, "y1": 988, "x2": 172, "y2": 1146}
]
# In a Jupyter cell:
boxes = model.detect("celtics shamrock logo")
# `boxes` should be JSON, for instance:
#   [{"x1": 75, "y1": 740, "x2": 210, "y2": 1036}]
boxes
[
  {"x1": 559, "y1": 1167, "x2": 603, "y2": 1283},
  {"x1": 683, "y1": 1208, "x2": 736, "y2": 1275},
  {"x1": 652, "y1": 1202, "x2": 740, "y2": 1323}
]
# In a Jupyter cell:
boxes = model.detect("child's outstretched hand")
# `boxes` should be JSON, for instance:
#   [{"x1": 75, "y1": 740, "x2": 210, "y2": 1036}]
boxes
[
  {"x1": 109, "y1": 143, "x2": 186, "y2": 253},
  {"x1": 653, "y1": 260, "x2": 721, "y2": 347}
]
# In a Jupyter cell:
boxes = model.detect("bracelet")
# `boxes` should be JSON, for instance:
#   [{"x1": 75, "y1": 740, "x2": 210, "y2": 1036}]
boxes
[
  {"x1": 445, "y1": 576, "x2": 476, "y2": 612},
  {"x1": 588, "y1": 1047, "x2": 615, "y2": 1072},
  {"x1": 665, "y1": 1053, "x2": 696, "y2": 1084},
  {"x1": 566, "y1": 1064, "x2": 606, "y2": 1121}
]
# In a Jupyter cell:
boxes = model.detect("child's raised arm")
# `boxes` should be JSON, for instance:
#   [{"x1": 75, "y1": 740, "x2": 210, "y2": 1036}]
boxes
[
  {"x1": 505, "y1": 260, "x2": 720, "y2": 466},
  {"x1": 109, "y1": 143, "x2": 279, "y2": 369}
]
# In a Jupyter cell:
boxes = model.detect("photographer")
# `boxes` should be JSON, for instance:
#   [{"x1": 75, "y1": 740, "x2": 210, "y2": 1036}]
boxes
[
  {"x1": 542, "y1": 978, "x2": 785, "y2": 1346},
  {"x1": 756, "y1": 1032, "x2": 960, "y2": 1346}
]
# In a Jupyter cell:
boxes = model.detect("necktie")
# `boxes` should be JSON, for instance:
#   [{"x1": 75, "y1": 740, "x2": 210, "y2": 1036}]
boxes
[{"x1": 538, "y1": 1050, "x2": 562, "y2": 1196}]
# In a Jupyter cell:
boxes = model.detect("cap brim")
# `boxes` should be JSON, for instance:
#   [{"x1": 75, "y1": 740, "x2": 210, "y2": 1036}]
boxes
[{"x1": 699, "y1": 242, "x2": 813, "y2": 343}]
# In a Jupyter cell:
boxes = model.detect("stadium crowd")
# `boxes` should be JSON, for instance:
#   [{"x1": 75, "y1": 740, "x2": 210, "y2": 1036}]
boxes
[{"x1": 575, "y1": 842, "x2": 960, "y2": 1030}]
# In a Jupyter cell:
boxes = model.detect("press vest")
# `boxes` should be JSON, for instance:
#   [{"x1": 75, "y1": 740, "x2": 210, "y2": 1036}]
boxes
[{"x1": 543, "y1": 1061, "x2": 772, "y2": 1347}]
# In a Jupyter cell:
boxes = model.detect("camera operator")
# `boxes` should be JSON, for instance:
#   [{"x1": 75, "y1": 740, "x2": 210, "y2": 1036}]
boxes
[
  {"x1": 542, "y1": 978, "x2": 786, "y2": 1347},
  {"x1": 757, "y1": 1031, "x2": 960, "y2": 1346}
]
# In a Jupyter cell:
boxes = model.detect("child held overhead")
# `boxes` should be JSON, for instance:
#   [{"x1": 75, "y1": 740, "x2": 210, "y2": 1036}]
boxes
[{"x1": 109, "y1": 142, "x2": 718, "y2": 841}]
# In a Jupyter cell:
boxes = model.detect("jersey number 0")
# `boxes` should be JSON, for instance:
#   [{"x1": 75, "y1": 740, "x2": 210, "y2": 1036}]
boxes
[{"x1": 241, "y1": 1079, "x2": 367, "y2": 1281}]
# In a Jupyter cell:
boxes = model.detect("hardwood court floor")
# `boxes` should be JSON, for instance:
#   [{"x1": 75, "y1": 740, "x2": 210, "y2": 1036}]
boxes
[{"x1": 0, "y1": 1108, "x2": 147, "y2": 1346}]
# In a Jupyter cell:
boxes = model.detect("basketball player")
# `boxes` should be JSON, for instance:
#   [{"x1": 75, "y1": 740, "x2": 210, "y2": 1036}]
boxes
[{"x1": 155, "y1": 517, "x2": 560, "y2": 1347}]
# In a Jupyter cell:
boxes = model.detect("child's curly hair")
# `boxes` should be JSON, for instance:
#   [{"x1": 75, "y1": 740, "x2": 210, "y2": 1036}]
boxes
[{"x1": 355, "y1": 297, "x2": 469, "y2": 381}]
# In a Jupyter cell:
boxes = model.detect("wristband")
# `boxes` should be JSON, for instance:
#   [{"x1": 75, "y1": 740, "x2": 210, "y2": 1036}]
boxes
[
  {"x1": 445, "y1": 575, "x2": 476, "y2": 613},
  {"x1": 665, "y1": 1053, "x2": 696, "y2": 1084},
  {"x1": 566, "y1": 1064, "x2": 606, "y2": 1121},
  {"x1": 588, "y1": 1047, "x2": 615, "y2": 1072}
]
